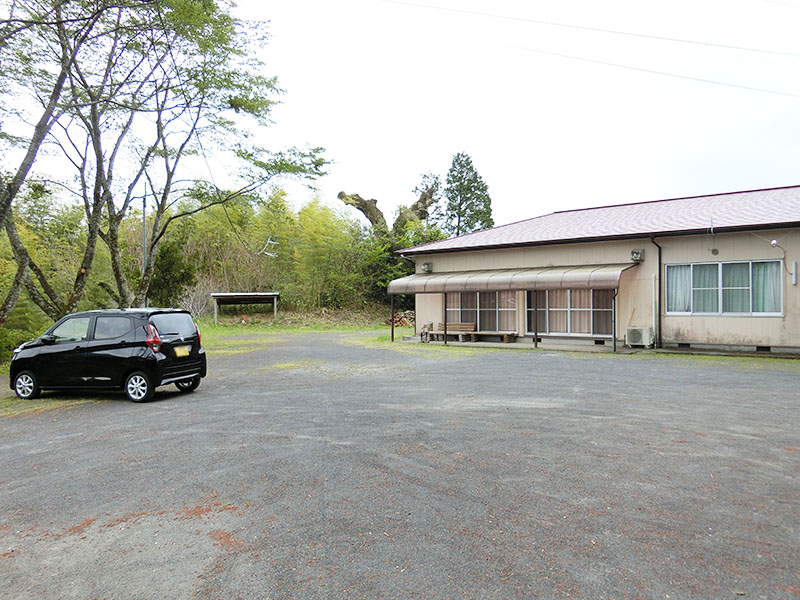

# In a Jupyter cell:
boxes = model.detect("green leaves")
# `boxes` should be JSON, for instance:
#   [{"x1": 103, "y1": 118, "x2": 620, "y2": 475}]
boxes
[{"x1": 236, "y1": 145, "x2": 329, "y2": 182}]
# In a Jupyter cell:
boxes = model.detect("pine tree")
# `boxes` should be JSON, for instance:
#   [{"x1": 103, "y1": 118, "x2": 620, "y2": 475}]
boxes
[{"x1": 442, "y1": 153, "x2": 493, "y2": 237}]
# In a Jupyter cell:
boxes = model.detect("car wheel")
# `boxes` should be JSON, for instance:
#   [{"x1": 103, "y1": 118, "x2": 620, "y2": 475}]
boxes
[
  {"x1": 14, "y1": 371, "x2": 40, "y2": 400},
  {"x1": 175, "y1": 376, "x2": 200, "y2": 393},
  {"x1": 125, "y1": 371, "x2": 153, "y2": 403}
]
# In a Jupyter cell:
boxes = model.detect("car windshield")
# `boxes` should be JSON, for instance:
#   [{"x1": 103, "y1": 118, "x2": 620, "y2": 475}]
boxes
[{"x1": 150, "y1": 313, "x2": 196, "y2": 337}]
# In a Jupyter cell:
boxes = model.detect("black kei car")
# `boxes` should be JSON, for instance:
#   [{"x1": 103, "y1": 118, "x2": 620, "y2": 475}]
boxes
[{"x1": 9, "y1": 308, "x2": 206, "y2": 402}]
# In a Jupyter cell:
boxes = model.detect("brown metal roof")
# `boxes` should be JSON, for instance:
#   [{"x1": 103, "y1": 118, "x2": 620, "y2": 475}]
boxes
[
  {"x1": 210, "y1": 292, "x2": 279, "y2": 305},
  {"x1": 400, "y1": 185, "x2": 800, "y2": 255},
  {"x1": 387, "y1": 264, "x2": 636, "y2": 295}
]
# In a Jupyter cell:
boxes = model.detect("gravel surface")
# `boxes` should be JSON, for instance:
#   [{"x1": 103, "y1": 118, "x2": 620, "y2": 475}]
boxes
[{"x1": 1, "y1": 331, "x2": 798, "y2": 599}]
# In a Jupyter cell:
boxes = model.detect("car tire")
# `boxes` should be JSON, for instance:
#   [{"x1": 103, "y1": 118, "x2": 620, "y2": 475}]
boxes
[
  {"x1": 125, "y1": 371, "x2": 154, "y2": 403},
  {"x1": 175, "y1": 376, "x2": 200, "y2": 393},
  {"x1": 14, "y1": 371, "x2": 40, "y2": 400}
]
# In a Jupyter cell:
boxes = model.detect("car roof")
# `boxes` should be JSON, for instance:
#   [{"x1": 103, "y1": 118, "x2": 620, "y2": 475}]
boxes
[{"x1": 61, "y1": 308, "x2": 192, "y2": 319}]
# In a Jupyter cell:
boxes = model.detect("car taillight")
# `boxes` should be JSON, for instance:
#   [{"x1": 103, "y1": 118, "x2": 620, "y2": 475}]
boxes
[
  {"x1": 195, "y1": 322, "x2": 201, "y2": 347},
  {"x1": 145, "y1": 324, "x2": 162, "y2": 353}
]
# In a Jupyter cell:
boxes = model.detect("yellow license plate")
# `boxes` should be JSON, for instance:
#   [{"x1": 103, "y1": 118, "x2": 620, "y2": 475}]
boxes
[{"x1": 174, "y1": 345, "x2": 190, "y2": 357}]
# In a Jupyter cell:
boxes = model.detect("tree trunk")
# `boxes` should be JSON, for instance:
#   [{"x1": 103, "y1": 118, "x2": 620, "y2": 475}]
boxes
[
  {"x1": 337, "y1": 192, "x2": 388, "y2": 232},
  {"x1": 104, "y1": 215, "x2": 134, "y2": 307},
  {"x1": 0, "y1": 259, "x2": 29, "y2": 327}
]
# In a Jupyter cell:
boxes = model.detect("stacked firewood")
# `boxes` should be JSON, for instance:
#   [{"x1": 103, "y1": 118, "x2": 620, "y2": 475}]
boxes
[{"x1": 387, "y1": 310, "x2": 416, "y2": 327}]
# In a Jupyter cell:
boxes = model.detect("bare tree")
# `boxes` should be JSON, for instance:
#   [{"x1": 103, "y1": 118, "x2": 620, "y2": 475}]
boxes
[
  {"x1": 0, "y1": 0, "x2": 152, "y2": 323},
  {"x1": 2, "y1": 0, "x2": 326, "y2": 320}
]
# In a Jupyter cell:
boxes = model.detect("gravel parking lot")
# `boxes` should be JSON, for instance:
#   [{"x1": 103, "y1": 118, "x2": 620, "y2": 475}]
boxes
[{"x1": 1, "y1": 331, "x2": 798, "y2": 599}]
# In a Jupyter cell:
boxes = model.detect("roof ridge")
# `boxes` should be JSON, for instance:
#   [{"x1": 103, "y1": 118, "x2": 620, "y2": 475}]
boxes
[
  {"x1": 549, "y1": 184, "x2": 800, "y2": 217},
  {"x1": 398, "y1": 213, "x2": 552, "y2": 253}
]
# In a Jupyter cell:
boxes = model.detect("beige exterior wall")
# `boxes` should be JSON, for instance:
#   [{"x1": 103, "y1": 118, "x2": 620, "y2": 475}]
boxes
[
  {"x1": 659, "y1": 228, "x2": 799, "y2": 348},
  {"x1": 410, "y1": 228, "x2": 800, "y2": 348}
]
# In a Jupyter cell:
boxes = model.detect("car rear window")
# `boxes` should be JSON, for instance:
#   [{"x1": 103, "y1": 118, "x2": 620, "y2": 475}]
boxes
[
  {"x1": 94, "y1": 316, "x2": 132, "y2": 340},
  {"x1": 150, "y1": 313, "x2": 196, "y2": 337}
]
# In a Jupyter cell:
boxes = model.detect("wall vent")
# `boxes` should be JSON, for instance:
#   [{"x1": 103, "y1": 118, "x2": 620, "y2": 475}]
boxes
[
  {"x1": 420, "y1": 262, "x2": 433, "y2": 273},
  {"x1": 626, "y1": 327, "x2": 653, "y2": 347}
]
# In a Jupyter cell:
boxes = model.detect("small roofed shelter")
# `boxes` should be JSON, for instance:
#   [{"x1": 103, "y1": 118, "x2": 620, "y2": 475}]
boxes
[{"x1": 210, "y1": 292, "x2": 279, "y2": 324}]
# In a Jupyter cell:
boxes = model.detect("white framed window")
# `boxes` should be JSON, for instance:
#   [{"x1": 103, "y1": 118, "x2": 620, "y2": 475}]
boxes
[
  {"x1": 446, "y1": 291, "x2": 517, "y2": 331},
  {"x1": 525, "y1": 289, "x2": 613, "y2": 336},
  {"x1": 665, "y1": 260, "x2": 782, "y2": 315}
]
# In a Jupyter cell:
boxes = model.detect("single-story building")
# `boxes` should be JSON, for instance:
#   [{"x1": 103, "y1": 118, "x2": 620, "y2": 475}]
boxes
[{"x1": 387, "y1": 185, "x2": 800, "y2": 352}]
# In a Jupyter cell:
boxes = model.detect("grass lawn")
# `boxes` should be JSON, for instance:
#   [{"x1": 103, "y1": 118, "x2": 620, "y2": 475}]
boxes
[
  {"x1": 0, "y1": 307, "x2": 406, "y2": 416},
  {"x1": 197, "y1": 306, "x2": 402, "y2": 354}
]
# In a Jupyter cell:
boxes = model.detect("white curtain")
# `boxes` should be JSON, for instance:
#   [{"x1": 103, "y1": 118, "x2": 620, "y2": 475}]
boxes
[
  {"x1": 752, "y1": 261, "x2": 781, "y2": 313},
  {"x1": 692, "y1": 264, "x2": 719, "y2": 312},
  {"x1": 722, "y1": 263, "x2": 750, "y2": 313},
  {"x1": 666, "y1": 265, "x2": 691, "y2": 312}
]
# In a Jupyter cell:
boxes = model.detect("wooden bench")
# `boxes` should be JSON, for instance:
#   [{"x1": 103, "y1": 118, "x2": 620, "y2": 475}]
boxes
[
  {"x1": 468, "y1": 331, "x2": 517, "y2": 343},
  {"x1": 428, "y1": 322, "x2": 475, "y2": 342}
]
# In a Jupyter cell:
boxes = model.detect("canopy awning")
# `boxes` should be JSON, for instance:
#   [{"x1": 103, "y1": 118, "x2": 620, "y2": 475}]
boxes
[{"x1": 387, "y1": 264, "x2": 637, "y2": 295}]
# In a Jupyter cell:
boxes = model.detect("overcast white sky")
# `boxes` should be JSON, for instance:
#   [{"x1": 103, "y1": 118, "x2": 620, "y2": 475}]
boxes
[{"x1": 234, "y1": 0, "x2": 800, "y2": 228}]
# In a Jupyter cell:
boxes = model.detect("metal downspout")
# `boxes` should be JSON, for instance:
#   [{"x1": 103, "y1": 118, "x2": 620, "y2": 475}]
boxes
[{"x1": 649, "y1": 234, "x2": 663, "y2": 348}]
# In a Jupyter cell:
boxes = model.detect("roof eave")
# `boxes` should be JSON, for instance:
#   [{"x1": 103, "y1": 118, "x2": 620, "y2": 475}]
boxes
[{"x1": 397, "y1": 222, "x2": 800, "y2": 256}]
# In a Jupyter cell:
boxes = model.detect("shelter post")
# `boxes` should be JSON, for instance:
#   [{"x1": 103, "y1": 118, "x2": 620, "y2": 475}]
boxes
[
  {"x1": 533, "y1": 289, "x2": 538, "y2": 348},
  {"x1": 443, "y1": 292, "x2": 447, "y2": 345},
  {"x1": 391, "y1": 295, "x2": 395, "y2": 342}
]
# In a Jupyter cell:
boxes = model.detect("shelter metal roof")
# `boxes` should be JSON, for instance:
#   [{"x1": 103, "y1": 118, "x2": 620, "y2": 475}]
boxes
[
  {"x1": 210, "y1": 292, "x2": 279, "y2": 305},
  {"x1": 387, "y1": 264, "x2": 636, "y2": 295}
]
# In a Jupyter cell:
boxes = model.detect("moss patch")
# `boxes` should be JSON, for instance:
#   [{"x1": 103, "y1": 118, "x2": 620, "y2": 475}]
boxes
[
  {"x1": 656, "y1": 352, "x2": 800, "y2": 372},
  {"x1": 0, "y1": 393, "x2": 99, "y2": 417},
  {"x1": 202, "y1": 335, "x2": 285, "y2": 356},
  {"x1": 341, "y1": 334, "x2": 498, "y2": 357},
  {"x1": 561, "y1": 348, "x2": 800, "y2": 372},
  {"x1": 270, "y1": 360, "x2": 323, "y2": 371}
]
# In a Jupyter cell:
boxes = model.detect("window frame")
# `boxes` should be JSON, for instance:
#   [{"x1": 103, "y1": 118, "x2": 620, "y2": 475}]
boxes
[
  {"x1": 525, "y1": 289, "x2": 614, "y2": 337},
  {"x1": 445, "y1": 291, "x2": 517, "y2": 332},
  {"x1": 665, "y1": 260, "x2": 783, "y2": 316},
  {"x1": 92, "y1": 316, "x2": 133, "y2": 340}
]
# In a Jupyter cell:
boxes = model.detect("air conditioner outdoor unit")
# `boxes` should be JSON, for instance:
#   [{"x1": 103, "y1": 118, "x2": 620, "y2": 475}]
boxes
[{"x1": 626, "y1": 326, "x2": 653, "y2": 347}]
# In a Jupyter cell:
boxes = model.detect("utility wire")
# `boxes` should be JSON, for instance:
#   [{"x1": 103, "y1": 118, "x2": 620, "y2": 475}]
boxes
[
  {"x1": 380, "y1": 0, "x2": 800, "y2": 57},
  {"x1": 508, "y1": 43, "x2": 800, "y2": 99},
  {"x1": 759, "y1": 0, "x2": 800, "y2": 8}
]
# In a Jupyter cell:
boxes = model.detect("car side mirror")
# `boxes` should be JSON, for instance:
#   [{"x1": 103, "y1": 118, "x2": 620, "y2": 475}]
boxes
[{"x1": 40, "y1": 334, "x2": 56, "y2": 345}]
